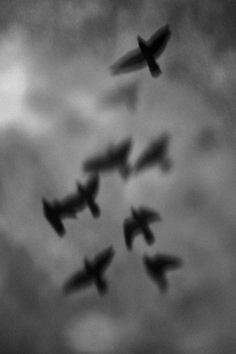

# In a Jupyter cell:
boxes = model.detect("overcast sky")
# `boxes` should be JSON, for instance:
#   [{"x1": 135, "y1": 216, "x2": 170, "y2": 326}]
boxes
[{"x1": 0, "y1": 1, "x2": 236, "y2": 353}]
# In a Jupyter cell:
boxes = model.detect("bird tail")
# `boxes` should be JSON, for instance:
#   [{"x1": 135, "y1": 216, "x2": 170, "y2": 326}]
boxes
[
  {"x1": 95, "y1": 276, "x2": 107, "y2": 294},
  {"x1": 146, "y1": 58, "x2": 161, "y2": 77},
  {"x1": 118, "y1": 163, "x2": 132, "y2": 180},
  {"x1": 160, "y1": 157, "x2": 172, "y2": 172},
  {"x1": 157, "y1": 274, "x2": 168, "y2": 293},
  {"x1": 87, "y1": 199, "x2": 100, "y2": 218},
  {"x1": 143, "y1": 227, "x2": 155, "y2": 245}
]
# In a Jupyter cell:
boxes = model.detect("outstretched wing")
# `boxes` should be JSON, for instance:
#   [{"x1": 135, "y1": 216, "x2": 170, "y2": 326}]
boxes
[
  {"x1": 138, "y1": 206, "x2": 162, "y2": 223},
  {"x1": 115, "y1": 137, "x2": 133, "y2": 162},
  {"x1": 134, "y1": 145, "x2": 156, "y2": 172},
  {"x1": 148, "y1": 24, "x2": 171, "y2": 57},
  {"x1": 42, "y1": 199, "x2": 65, "y2": 237},
  {"x1": 110, "y1": 48, "x2": 145, "y2": 75},
  {"x1": 84, "y1": 174, "x2": 99, "y2": 198},
  {"x1": 123, "y1": 218, "x2": 139, "y2": 250},
  {"x1": 60, "y1": 191, "x2": 84, "y2": 217},
  {"x1": 83, "y1": 149, "x2": 112, "y2": 172},
  {"x1": 93, "y1": 246, "x2": 115, "y2": 273},
  {"x1": 134, "y1": 134, "x2": 170, "y2": 172},
  {"x1": 63, "y1": 268, "x2": 92, "y2": 295},
  {"x1": 151, "y1": 254, "x2": 183, "y2": 272}
]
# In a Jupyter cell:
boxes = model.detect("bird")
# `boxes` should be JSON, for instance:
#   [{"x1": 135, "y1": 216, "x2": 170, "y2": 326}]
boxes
[
  {"x1": 110, "y1": 24, "x2": 171, "y2": 77},
  {"x1": 134, "y1": 133, "x2": 171, "y2": 174},
  {"x1": 76, "y1": 174, "x2": 100, "y2": 218},
  {"x1": 143, "y1": 253, "x2": 183, "y2": 293},
  {"x1": 83, "y1": 137, "x2": 133, "y2": 179},
  {"x1": 63, "y1": 246, "x2": 115, "y2": 295},
  {"x1": 123, "y1": 206, "x2": 161, "y2": 250},
  {"x1": 42, "y1": 174, "x2": 100, "y2": 236}
]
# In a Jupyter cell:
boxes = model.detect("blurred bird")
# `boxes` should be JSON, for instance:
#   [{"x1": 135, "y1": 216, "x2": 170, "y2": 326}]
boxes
[
  {"x1": 83, "y1": 137, "x2": 133, "y2": 179},
  {"x1": 143, "y1": 253, "x2": 183, "y2": 293},
  {"x1": 134, "y1": 133, "x2": 171, "y2": 174},
  {"x1": 63, "y1": 246, "x2": 115, "y2": 295},
  {"x1": 42, "y1": 174, "x2": 100, "y2": 236},
  {"x1": 124, "y1": 206, "x2": 161, "y2": 250},
  {"x1": 110, "y1": 24, "x2": 171, "y2": 77},
  {"x1": 76, "y1": 174, "x2": 100, "y2": 218}
]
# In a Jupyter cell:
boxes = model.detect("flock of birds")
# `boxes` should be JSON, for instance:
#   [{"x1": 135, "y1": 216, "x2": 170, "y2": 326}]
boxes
[{"x1": 42, "y1": 24, "x2": 183, "y2": 296}]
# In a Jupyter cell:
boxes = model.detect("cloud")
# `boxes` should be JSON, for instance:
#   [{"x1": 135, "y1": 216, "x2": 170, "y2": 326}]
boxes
[
  {"x1": 0, "y1": 1, "x2": 236, "y2": 353},
  {"x1": 100, "y1": 80, "x2": 140, "y2": 111}
]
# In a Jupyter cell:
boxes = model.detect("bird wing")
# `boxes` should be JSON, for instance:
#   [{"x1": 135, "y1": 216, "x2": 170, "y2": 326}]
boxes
[
  {"x1": 153, "y1": 254, "x2": 183, "y2": 271},
  {"x1": 110, "y1": 48, "x2": 146, "y2": 75},
  {"x1": 115, "y1": 137, "x2": 133, "y2": 162},
  {"x1": 83, "y1": 153, "x2": 111, "y2": 172},
  {"x1": 148, "y1": 24, "x2": 171, "y2": 56},
  {"x1": 42, "y1": 200, "x2": 65, "y2": 236},
  {"x1": 134, "y1": 145, "x2": 156, "y2": 172},
  {"x1": 134, "y1": 134, "x2": 170, "y2": 172},
  {"x1": 51, "y1": 218, "x2": 65, "y2": 237},
  {"x1": 146, "y1": 254, "x2": 183, "y2": 275},
  {"x1": 85, "y1": 174, "x2": 99, "y2": 198},
  {"x1": 123, "y1": 218, "x2": 139, "y2": 250},
  {"x1": 63, "y1": 268, "x2": 92, "y2": 295},
  {"x1": 93, "y1": 246, "x2": 115, "y2": 273},
  {"x1": 138, "y1": 206, "x2": 162, "y2": 223},
  {"x1": 152, "y1": 133, "x2": 170, "y2": 154},
  {"x1": 60, "y1": 193, "x2": 85, "y2": 217}
]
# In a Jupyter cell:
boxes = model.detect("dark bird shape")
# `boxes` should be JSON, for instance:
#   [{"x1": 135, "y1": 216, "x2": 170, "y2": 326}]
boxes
[
  {"x1": 143, "y1": 253, "x2": 183, "y2": 293},
  {"x1": 42, "y1": 199, "x2": 66, "y2": 237},
  {"x1": 42, "y1": 174, "x2": 100, "y2": 236},
  {"x1": 134, "y1": 133, "x2": 171, "y2": 174},
  {"x1": 123, "y1": 206, "x2": 161, "y2": 250},
  {"x1": 63, "y1": 246, "x2": 115, "y2": 295},
  {"x1": 83, "y1": 137, "x2": 133, "y2": 179},
  {"x1": 110, "y1": 24, "x2": 171, "y2": 78},
  {"x1": 76, "y1": 174, "x2": 100, "y2": 218}
]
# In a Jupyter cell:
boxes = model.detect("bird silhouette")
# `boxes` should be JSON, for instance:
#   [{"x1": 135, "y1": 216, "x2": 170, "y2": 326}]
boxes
[
  {"x1": 42, "y1": 199, "x2": 66, "y2": 236},
  {"x1": 134, "y1": 133, "x2": 171, "y2": 174},
  {"x1": 83, "y1": 137, "x2": 133, "y2": 179},
  {"x1": 123, "y1": 206, "x2": 161, "y2": 250},
  {"x1": 76, "y1": 174, "x2": 100, "y2": 217},
  {"x1": 42, "y1": 174, "x2": 100, "y2": 236},
  {"x1": 63, "y1": 246, "x2": 115, "y2": 295},
  {"x1": 143, "y1": 253, "x2": 183, "y2": 293},
  {"x1": 110, "y1": 24, "x2": 171, "y2": 77}
]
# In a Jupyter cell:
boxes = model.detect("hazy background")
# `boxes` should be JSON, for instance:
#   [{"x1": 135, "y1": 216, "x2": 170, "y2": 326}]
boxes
[{"x1": 0, "y1": 1, "x2": 236, "y2": 353}]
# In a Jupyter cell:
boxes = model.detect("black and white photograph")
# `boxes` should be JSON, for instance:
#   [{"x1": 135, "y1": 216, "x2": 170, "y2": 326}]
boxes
[{"x1": 0, "y1": 1, "x2": 236, "y2": 353}]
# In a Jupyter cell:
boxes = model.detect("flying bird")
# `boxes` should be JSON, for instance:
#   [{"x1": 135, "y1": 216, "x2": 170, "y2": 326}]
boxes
[
  {"x1": 42, "y1": 174, "x2": 100, "y2": 236},
  {"x1": 123, "y1": 206, "x2": 161, "y2": 250},
  {"x1": 143, "y1": 253, "x2": 183, "y2": 293},
  {"x1": 134, "y1": 133, "x2": 171, "y2": 174},
  {"x1": 63, "y1": 246, "x2": 115, "y2": 295},
  {"x1": 83, "y1": 137, "x2": 133, "y2": 179},
  {"x1": 110, "y1": 24, "x2": 171, "y2": 77},
  {"x1": 76, "y1": 174, "x2": 100, "y2": 218}
]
